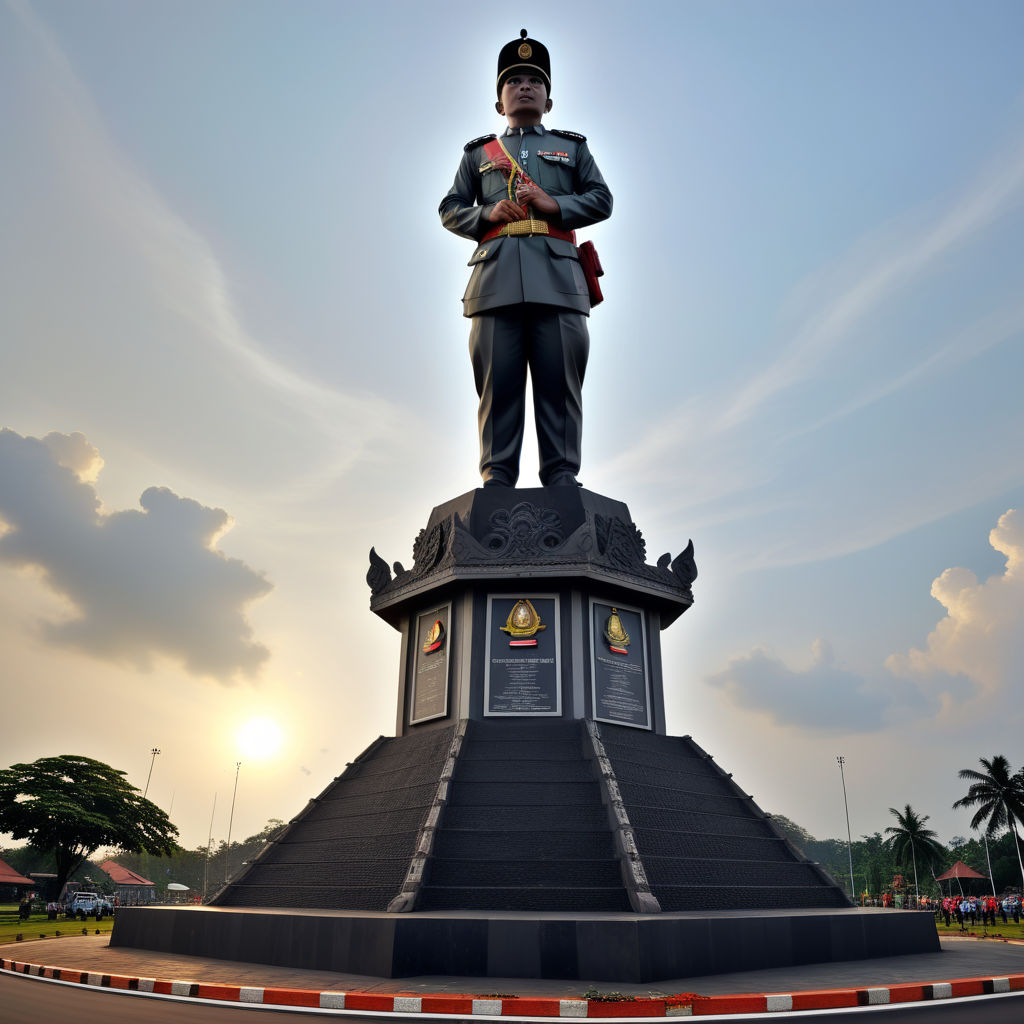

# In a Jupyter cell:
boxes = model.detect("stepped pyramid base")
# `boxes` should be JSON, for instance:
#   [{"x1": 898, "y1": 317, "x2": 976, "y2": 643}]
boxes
[{"x1": 112, "y1": 720, "x2": 940, "y2": 979}]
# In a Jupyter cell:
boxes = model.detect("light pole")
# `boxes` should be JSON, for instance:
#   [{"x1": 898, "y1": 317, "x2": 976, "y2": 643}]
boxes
[
  {"x1": 836, "y1": 756, "x2": 855, "y2": 898},
  {"x1": 202, "y1": 792, "x2": 217, "y2": 903},
  {"x1": 143, "y1": 748, "x2": 161, "y2": 798},
  {"x1": 979, "y1": 828, "x2": 997, "y2": 897},
  {"x1": 225, "y1": 762, "x2": 242, "y2": 883}
]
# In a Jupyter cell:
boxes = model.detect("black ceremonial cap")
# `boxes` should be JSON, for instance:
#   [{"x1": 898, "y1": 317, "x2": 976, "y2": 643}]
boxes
[{"x1": 497, "y1": 29, "x2": 551, "y2": 96}]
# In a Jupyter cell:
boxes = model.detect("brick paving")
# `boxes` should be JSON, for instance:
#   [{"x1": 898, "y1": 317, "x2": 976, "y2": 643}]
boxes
[{"x1": 5, "y1": 933, "x2": 1024, "y2": 998}]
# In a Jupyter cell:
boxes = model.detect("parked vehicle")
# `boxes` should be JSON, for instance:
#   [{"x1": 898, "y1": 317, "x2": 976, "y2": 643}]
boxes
[{"x1": 68, "y1": 891, "x2": 109, "y2": 917}]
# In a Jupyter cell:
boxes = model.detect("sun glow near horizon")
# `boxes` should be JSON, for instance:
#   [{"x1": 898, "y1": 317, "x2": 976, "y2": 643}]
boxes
[{"x1": 236, "y1": 716, "x2": 284, "y2": 760}]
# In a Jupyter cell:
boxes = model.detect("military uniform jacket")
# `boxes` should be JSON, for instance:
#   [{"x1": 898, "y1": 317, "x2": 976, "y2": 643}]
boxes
[{"x1": 439, "y1": 125, "x2": 612, "y2": 317}]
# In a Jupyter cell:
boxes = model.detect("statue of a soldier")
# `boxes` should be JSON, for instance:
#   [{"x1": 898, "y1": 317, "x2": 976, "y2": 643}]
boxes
[{"x1": 440, "y1": 30, "x2": 612, "y2": 488}]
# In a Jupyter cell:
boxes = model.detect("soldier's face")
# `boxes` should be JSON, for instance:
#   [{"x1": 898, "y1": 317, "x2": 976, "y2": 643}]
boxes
[{"x1": 498, "y1": 73, "x2": 551, "y2": 122}]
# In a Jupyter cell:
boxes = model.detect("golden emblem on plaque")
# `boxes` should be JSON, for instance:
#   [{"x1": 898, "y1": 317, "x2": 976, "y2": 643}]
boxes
[
  {"x1": 603, "y1": 608, "x2": 630, "y2": 654},
  {"x1": 422, "y1": 618, "x2": 445, "y2": 654},
  {"x1": 518, "y1": 42, "x2": 533, "y2": 59},
  {"x1": 500, "y1": 598, "x2": 546, "y2": 647}
]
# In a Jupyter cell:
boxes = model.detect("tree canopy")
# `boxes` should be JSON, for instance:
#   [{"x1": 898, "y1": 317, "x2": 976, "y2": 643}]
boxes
[
  {"x1": 0, "y1": 754, "x2": 179, "y2": 897},
  {"x1": 884, "y1": 804, "x2": 945, "y2": 900},
  {"x1": 952, "y1": 754, "x2": 1024, "y2": 888}
]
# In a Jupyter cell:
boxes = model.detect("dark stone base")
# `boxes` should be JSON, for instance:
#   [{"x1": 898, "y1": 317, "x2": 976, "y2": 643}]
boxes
[{"x1": 111, "y1": 905, "x2": 939, "y2": 983}]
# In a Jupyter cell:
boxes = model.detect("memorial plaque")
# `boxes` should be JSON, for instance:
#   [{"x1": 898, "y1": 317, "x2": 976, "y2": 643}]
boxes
[
  {"x1": 409, "y1": 603, "x2": 451, "y2": 724},
  {"x1": 590, "y1": 600, "x2": 651, "y2": 729},
  {"x1": 484, "y1": 594, "x2": 561, "y2": 716}
]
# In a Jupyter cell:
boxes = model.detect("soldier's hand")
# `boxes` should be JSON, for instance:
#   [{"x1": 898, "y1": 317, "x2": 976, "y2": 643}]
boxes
[
  {"x1": 515, "y1": 181, "x2": 559, "y2": 215},
  {"x1": 486, "y1": 200, "x2": 527, "y2": 223}
]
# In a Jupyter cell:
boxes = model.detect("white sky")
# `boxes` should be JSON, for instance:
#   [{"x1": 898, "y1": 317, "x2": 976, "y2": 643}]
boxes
[{"x1": 1, "y1": 0, "x2": 1023, "y2": 852}]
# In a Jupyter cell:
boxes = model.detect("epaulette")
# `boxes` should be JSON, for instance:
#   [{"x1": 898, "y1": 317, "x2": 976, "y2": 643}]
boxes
[
  {"x1": 550, "y1": 129, "x2": 586, "y2": 142},
  {"x1": 464, "y1": 134, "x2": 497, "y2": 152}
]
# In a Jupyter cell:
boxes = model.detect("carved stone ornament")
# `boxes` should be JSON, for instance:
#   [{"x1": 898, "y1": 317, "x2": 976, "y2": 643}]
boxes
[
  {"x1": 594, "y1": 514, "x2": 648, "y2": 572},
  {"x1": 366, "y1": 547, "x2": 392, "y2": 595},
  {"x1": 480, "y1": 502, "x2": 564, "y2": 557},
  {"x1": 411, "y1": 520, "x2": 449, "y2": 577},
  {"x1": 670, "y1": 540, "x2": 698, "y2": 589},
  {"x1": 367, "y1": 493, "x2": 696, "y2": 611}
]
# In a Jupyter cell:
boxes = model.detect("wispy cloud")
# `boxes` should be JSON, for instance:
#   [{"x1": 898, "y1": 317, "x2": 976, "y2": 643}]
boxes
[
  {"x1": 6, "y1": 0, "x2": 415, "y2": 478},
  {"x1": 782, "y1": 299, "x2": 1024, "y2": 441},
  {"x1": 717, "y1": 136, "x2": 1024, "y2": 433},
  {"x1": 596, "y1": 128, "x2": 1024, "y2": 569}
]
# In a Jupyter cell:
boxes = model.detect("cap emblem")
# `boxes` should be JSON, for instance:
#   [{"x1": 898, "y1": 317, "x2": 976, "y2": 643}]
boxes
[{"x1": 518, "y1": 42, "x2": 532, "y2": 59}]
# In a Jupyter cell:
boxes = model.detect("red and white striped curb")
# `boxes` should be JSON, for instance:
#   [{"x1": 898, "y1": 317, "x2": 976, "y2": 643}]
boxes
[{"x1": 2, "y1": 956, "x2": 1023, "y2": 1016}]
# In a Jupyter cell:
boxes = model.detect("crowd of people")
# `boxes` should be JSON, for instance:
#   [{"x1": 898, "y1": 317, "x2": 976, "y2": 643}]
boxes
[{"x1": 937, "y1": 894, "x2": 1021, "y2": 927}]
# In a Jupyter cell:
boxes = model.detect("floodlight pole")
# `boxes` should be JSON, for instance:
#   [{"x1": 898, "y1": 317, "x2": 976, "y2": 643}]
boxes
[
  {"x1": 143, "y1": 748, "x2": 161, "y2": 798},
  {"x1": 836, "y1": 756, "x2": 855, "y2": 898},
  {"x1": 979, "y1": 829, "x2": 996, "y2": 897},
  {"x1": 202, "y1": 792, "x2": 217, "y2": 903},
  {"x1": 225, "y1": 762, "x2": 242, "y2": 883}
]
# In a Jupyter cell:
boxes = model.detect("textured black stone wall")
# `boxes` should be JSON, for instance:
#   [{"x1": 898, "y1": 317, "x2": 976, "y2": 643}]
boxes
[
  {"x1": 211, "y1": 726, "x2": 455, "y2": 910},
  {"x1": 599, "y1": 724, "x2": 850, "y2": 911}
]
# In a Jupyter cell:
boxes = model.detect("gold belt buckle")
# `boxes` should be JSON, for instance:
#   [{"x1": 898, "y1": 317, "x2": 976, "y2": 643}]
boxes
[{"x1": 502, "y1": 218, "x2": 550, "y2": 237}]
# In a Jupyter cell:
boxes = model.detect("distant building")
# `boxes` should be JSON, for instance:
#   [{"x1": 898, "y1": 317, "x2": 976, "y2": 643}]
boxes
[
  {"x1": 0, "y1": 857, "x2": 36, "y2": 900},
  {"x1": 97, "y1": 860, "x2": 156, "y2": 905}
]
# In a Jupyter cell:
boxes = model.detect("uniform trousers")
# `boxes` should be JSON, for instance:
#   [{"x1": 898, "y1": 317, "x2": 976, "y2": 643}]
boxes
[{"x1": 469, "y1": 304, "x2": 589, "y2": 487}]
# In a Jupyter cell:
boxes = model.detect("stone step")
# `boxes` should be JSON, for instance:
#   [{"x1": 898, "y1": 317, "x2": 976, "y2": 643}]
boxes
[
  {"x1": 432, "y1": 829, "x2": 615, "y2": 860},
  {"x1": 263, "y1": 834, "x2": 427, "y2": 863},
  {"x1": 465, "y1": 720, "x2": 583, "y2": 741},
  {"x1": 633, "y1": 831, "x2": 793, "y2": 862},
  {"x1": 427, "y1": 858, "x2": 623, "y2": 888},
  {"x1": 626, "y1": 806, "x2": 774, "y2": 837},
  {"x1": 615, "y1": 781, "x2": 752, "y2": 813},
  {"x1": 446, "y1": 781, "x2": 602, "y2": 806},
  {"x1": 442, "y1": 804, "x2": 609, "y2": 830},
  {"x1": 213, "y1": 883, "x2": 397, "y2": 911},
  {"x1": 459, "y1": 739, "x2": 583, "y2": 761},
  {"x1": 641, "y1": 856, "x2": 829, "y2": 888},
  {"x1": 238, "y1": 859, "x2": 411, "y2": 889},
  {"x1": 454, "y1": 759, "x2": 597, "y2": 783}
]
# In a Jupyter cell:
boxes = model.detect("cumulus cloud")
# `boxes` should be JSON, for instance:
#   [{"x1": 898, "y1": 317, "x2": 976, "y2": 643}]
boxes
[
  {"x1": 706, "y1": 638, "x2": 891, "y2": 732},
  {"x1": 708, "y1": 510, "x2": 1024, "y2": 732},
  {"x1": 886, "y1": 509, "x2": 1024, "y2": 706},
  {"x1": 0, "y1": 428, "x2": 271, "y2": 679}
]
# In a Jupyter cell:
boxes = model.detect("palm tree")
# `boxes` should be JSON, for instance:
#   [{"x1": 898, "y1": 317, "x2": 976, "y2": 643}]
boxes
[
  {"x1": 952, "y1": 756, "x2": 1024, "y2": 890},
  {"x1": 883, "y1": 805, "x2": 945, "y2": 904}
]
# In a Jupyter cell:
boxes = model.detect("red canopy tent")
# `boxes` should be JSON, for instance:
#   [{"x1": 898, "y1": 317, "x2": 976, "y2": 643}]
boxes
[{"x1": 935, "y1": 860, "x2": 986, "y2": 896}]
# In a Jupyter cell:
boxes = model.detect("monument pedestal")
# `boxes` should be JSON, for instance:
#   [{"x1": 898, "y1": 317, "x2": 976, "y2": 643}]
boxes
[
  {"x1": 112, "y1": 487, "x2": 942, "y2": 977},
  {"x1": 367, "y1": 487, "x2": 695, "y2": 737}
]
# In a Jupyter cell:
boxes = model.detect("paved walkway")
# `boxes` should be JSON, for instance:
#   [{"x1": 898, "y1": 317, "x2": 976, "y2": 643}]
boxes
[{"x1": 4, "y1": 933, "x2": 1024, "y2": 993}]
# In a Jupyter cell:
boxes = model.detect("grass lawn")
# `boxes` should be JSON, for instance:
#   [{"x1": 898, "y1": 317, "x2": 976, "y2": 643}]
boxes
[
  {"x1": 935, "y1": 916, "x2": 1024, "y2": 941},
  {"x1": 0, "y1": 904, "x2": 115, "y2": 945}
]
